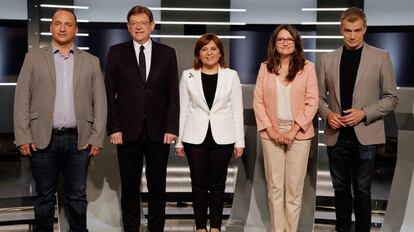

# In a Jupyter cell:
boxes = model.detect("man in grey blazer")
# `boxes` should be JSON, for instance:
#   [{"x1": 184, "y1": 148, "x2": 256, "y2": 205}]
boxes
[
  {"x1": 14, "y1": 9, "x2": 107, "y2": 232},
  {"x1": 317, "y1": 7, "x2": 398, "y2": 232}
]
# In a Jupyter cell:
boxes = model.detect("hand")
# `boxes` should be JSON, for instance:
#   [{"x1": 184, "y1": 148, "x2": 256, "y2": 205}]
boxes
[
  {"x1": 233, "y1": 147, "x2": 244, "y2": 158},
  {"x1": 19, "y1": 143, "x2": 37, "y2": 156},
  {"x1": 281, "y1": 130, "x2": 296, "y2": 145},
  {"x1": 280, "y1": 123, "x2": 300, "y2": 145},
  {"x1": 164, "y1": 133, "x2": 177, "y2": 144},
  {"x1": 326, "y1": 112, "x2": 346, "y2": 129},
  {"x1": 82, "y1": 144, "x2": 101, "y2": 156},
  {"x1": 109, "y1": 132, "x2": 123, "y2": 145},
  {"x1": 175, "y1": 148, "x2": 185, "y2": 158},
  {"x1": 341, "y1": 108, "x2": 366, "y2": 127},
  {"x1": 266, "y1": 127, "x2": 285, "y2": 145}
]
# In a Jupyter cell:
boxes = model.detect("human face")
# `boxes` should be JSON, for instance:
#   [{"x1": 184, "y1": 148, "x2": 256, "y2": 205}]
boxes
[
  {"x1": 341, "y1": 18, "x2": 366, "y2": 50},
  {"x1": 127, "y1": 13, "x2": 155, "y2": 45},
  {"x1": 50, "y1": 10, "x2": 78, "y2": 47},
  {"x1": 199, "y1": 40, "x2": 221, "y2": 69},
  {"x1": 275, "y1": 29, "x2": 295, "y2": 58}
]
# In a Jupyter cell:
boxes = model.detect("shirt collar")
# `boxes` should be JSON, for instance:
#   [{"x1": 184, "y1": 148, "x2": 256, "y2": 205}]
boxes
[
  {"x1": 342, "y1": 44, "x2": 363, "y2": 53},
  {"x1": 52, "y1": 42, "x2": 74, "y2": 55},
  {"x1": 133, "y1": 39, "x2": 152, "y2": 51}
]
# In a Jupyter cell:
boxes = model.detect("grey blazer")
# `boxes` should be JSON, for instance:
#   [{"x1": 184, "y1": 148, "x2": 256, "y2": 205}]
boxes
[
  {"x1": 317, "y1": 43, "x2": 398, "y2": 146},
  {"x1": 14, "y1": 45, "x2": 107, "y2": 149}
]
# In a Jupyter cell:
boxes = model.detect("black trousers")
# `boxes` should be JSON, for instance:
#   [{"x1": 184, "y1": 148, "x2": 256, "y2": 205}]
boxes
[
  {"x1": 184, "y1": 142, "x2": 233, "y2": 231},
  {"x1": 327, "y1": 131, "x2": 376, "y2": 232},
  {"x1": 117, "y1": 127, "x2": 170, "y2": 232}
]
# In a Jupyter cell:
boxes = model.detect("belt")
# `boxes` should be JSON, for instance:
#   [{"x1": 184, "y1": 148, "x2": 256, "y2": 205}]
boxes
[
  {"x1": 277, "y1": 119, "x2": 293, "y2": 126},
  {"x1": 52, "y1": 127, "x2": 77, "y2": 135}
]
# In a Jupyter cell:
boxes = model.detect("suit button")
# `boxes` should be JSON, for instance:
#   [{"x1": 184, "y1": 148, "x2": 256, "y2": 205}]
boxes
[{"x1": 48, "y1": 113, "x2": 52, "y2": 118}]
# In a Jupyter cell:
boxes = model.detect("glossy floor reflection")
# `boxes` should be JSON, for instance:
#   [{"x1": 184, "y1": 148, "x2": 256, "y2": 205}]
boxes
[
  {"x1": 0, "y1": 146, "x2": 396, "y2": 231},
  {"x1": 0, "y1": 220, "x2": 382, "y2": 232}
]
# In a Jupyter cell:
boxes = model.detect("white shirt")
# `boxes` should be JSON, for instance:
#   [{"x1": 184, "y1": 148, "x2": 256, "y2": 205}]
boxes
[
  {"x1": 133, "y1": 39, "x2": 152, "y2": 80},
  {"x1": 276, "y1": 79, "x2": 293, "y2": 120}
]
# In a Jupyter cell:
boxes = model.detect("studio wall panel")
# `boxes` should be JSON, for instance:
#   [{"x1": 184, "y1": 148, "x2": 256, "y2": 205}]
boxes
[
  {"x1": 74, "y1": 0, "x2": 161, "y2": 22},
  {"x1": 365, "y1": 0, "x2": 414, "y2": 26},
  {"x1": 0, "y1": 0, "x2": 27, "y2": 20},
  {"x1": 230, "y1": 0, "x2": 317, "y2": 24}
]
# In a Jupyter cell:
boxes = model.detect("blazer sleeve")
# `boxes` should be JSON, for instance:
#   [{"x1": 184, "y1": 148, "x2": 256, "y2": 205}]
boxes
[
  {"x1": 14, "y1": 52, "x2": 35, "y2": 147},
  {"x1": 165, "y1": 49, "x2": 180, "y2": 136},
  {"x1": 362, "y1": 52, "x2": 399, "y2": 123},
  {"x1": 86, "y1": 57, "x2": 107, "y2": 148},
  {"x1": 104, "y1": 47, "x2": 121, "y2": 135},
  {"x1": 316, "y1": 55, "x2": 331, "y2": 122},
  {"x1": 253, "y1": 63, "x2": 272, "y2": 132},
  {"x1": 231, "y1": 71, "x2": 245, "y2": 148},
  {"x1": 175, "y1": 71, "x2": 189, "y2": 148},
  {"x1": 294, "y1": 63, "x2": 319, "y2": 132}
]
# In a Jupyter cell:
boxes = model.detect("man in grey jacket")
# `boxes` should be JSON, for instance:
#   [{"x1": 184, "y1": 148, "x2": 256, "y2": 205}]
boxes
[
  {"x1": 317, "y1": 7, "x2": 398, "y2": 232},
  {"x1": 13, "y1": 9, "x2": 107, "y2": 232}
]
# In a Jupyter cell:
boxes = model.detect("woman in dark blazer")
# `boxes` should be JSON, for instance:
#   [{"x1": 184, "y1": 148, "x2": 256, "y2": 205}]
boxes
[{"x1": 175, "y1": 33, "x2": 244, "y2": 232}]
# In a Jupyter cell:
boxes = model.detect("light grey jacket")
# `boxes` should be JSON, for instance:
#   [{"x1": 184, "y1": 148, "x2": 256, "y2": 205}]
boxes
[
  {"x1": 317, "y1": 43, "x2": 398, "y2": 146},
  {"x1": 14, "y1": 45, "x2": 107, "y2": 149}
]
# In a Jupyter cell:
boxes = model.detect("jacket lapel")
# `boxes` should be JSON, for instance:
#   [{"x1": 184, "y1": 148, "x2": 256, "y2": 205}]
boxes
[
  {"x1": 353, "y1": 43, "x2": 369, "y2": 95},
  {"x1": 126, "y1": 41, "x2": 142, "y2": 85},
  {"x1": 269, "y1": 73, "x2": 278, "y2": 117},
  {"x1": 73, "y1": 47, "x2": 82, "y2": 93},
  {"x1": 333, "y1": 48, "x2": 342, "y2": 106},
  {"x1": 211, "y1": 66, "x2": 224, "y2": 110},
  {"x1": 193, "y1": 69, "x2": 208, "y2": 107},
  {"x1": 43, "y1": 45, "x2": 56, "y2": 85},
  {"x1": 146, "y1": 40, "x2": 156, "y2": 86}
]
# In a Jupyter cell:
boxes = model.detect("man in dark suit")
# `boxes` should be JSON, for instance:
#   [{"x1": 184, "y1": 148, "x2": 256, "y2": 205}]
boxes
[
  {"x1": 14, "y1": 9, "x2": 107, "y2": 232},
  {"x1": 104, "y1": 5, "x2": 179, "y2": 232}
]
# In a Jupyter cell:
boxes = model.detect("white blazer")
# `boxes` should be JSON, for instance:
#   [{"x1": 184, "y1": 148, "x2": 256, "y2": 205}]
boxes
[{"x1": 175, "y1": 67, "x2": 245, "y2": 148}]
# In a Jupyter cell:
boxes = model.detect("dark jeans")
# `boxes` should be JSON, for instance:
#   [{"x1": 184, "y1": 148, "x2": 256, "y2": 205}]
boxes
[
  {"x1": 327, "y1": 131, "x2": 376, "y2": 232},
  {"x1": 30, "y1": 131, "x2": 90, "y2": 232},
  {"x1": 117, "y1": 129, "x2": 170, "y2": 232},
  {"x1": 184, "y1": 142, "x2": 233, "y2": 231}
]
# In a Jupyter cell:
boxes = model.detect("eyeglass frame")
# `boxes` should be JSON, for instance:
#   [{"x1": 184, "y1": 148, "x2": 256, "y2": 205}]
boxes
[
  {"x1": 276, "y1": 37, "x2": 295, "y2": 45},
  {"x1": 128, "y1": 20, "x2": 151, "y2": 27}
]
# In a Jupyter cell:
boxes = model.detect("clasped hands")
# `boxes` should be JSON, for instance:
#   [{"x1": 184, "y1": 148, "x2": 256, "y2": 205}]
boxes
[
  {"x1": 326, "y1": 108, "x2": 366, "y2": 130},
  {"x1": 266, "y1": 125, "x2": 298, "y2": 145}
]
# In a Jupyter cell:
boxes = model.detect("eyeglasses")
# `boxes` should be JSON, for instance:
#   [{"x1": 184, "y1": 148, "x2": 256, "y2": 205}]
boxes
[
  {"x1": 128, "y1": 21, "x2": 150, "y2": 27},
  {"x1": 276, "y1": 38, "x2": 295, "y2": 44}
]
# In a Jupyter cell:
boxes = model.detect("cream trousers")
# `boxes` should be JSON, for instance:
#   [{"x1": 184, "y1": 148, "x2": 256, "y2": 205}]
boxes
[{"x1": 261, "y1": 121, "x2": 311, "y2": 232}]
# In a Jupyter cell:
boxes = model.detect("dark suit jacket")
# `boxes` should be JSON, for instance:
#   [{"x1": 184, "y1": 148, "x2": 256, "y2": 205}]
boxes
[{"x1": 105, "y1": 40, "x2": 179, "y2": 143}]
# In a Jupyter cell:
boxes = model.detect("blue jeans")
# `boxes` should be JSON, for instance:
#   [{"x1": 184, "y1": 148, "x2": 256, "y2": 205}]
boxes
[
  {"x1": 29, "y1": 131, "x2": 90, "y2": 232},
  {"x1": 327, "y1": 131, "x2": 376, "y2": 232}
]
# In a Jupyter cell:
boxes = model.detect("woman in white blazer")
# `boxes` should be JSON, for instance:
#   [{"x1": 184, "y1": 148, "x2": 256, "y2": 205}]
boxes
[{"x1": 175, "y1": 33, "x2": 244, "y2": 232}]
